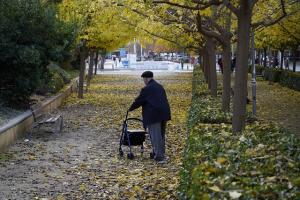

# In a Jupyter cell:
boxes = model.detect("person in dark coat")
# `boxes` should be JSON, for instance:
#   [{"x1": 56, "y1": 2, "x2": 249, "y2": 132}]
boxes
[
  {"x1": 129, "y1": 71, "x2": 171, "y2": 162},
  {"x1": 218, "y1": 57, "x2": 223, "y2": 74}
]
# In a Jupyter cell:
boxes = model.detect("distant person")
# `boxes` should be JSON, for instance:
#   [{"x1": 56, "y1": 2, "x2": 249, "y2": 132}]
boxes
[
  {"x1": 112, "y1": 56, "x2": 117, "y2": 68},
  {"x1": 218, "y1": 57, "x2": 223, "y2": 74},
  {"x1": 191, "y1": 56, "x2": 196, "y2": 67},
  {"x1": 274, "y1": 57, "x2": 279, "y2": 67},
  {"x1": 231, "y1": 56, "x2": 236, "y2": 72},
  {"x1": 284, "y1": 58, "x2": 289, "y2": 69}
]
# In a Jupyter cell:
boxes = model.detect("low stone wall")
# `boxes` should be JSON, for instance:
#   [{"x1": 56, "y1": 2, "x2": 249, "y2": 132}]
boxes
[{"x1": 0, "y1": 79, "x2": 78, "y2": 152}]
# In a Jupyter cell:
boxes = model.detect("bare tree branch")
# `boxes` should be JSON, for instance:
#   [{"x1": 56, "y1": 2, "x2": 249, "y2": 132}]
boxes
[
  {"x1": 196, "y1": 13, "x2": 225, "y2": 44},
  {"x1": 120, "y1": 16, "x2": 195, "y2": 49},
  {"x1": 223, "y1": 0, "x2": 239, "y2": 15},
  {"x1": 152, "y1": 0, "x2": 222, "y2": 10},
  {"x1": 252, "y1": 0, "x2": 287, "y2": 29},
  {"x1": 278, "y1": 21, "x2": 300, "y2": 43}
]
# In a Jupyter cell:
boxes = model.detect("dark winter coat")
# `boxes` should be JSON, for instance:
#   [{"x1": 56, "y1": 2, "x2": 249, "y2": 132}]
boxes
[{"x1": 129, "y1": 79, "x2": 171, "y2": 127}]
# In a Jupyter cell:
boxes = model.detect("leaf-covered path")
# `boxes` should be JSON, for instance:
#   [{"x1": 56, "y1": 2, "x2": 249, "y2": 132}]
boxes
[
  {"x1": 0, "y1": 72, "x2": 192, "y2": 200},
  {"x1": 247, "y1": 77, "x2": 300, "y2": 136}
]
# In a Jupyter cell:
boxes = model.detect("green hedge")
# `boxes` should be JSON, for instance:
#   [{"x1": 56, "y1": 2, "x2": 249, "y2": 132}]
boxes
[
  {"x1": 263, "y1": 68, "x2": 283, "y2": 82},
  {"x1": 248, "y1": 65, "x2": 264, "y2": 76},
  {"x1": 248, "y1": 66, "x2": 300, "y2": 91},
  {"x1": 0, "y1": 0, "x2": 76, "y2": 107},
  {"x1": 189, "y1": 68, "x2": 254, "y2": 127},
  {"x1": 48, "y1": 62, "x2": 71, "y2": 84},
  {"x1": 179, "y1": 123, "x2": 300, "y2": 200},
  {"x1": 279, "y1": 71, "x2": 300, "y2": 91},
  {"x1": 179, "y1": 67, "x2": 300, "y2": 200}
]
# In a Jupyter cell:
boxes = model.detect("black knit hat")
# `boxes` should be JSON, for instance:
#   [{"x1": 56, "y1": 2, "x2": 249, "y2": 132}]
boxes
[{"x1": 141, "y1": 71, "x2": 153, "y2": 78}]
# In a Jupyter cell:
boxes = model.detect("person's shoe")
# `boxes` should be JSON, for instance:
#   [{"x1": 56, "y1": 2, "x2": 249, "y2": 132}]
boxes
[
  {"x1": 154, "y1": 157, "x2": 164, "y2": 162},
  {"x1": 150, "y1": 152, "x2": 155, "y2": 159},
  {"x1": 155, "y1": 157, "x2": 166, "y2": 164}
]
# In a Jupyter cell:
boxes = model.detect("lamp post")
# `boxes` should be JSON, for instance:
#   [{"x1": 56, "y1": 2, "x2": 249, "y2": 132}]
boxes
[{"x1": 251, "y1": 29, "x2": 257, "y2": 116}]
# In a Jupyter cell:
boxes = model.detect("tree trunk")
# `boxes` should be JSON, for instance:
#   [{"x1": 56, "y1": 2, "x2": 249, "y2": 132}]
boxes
[
  {"x1": 293, "y1": 48, "x2": 297, "y2": 72},
  {"x1": 203, "y1": 47, "x2": 210, "y2": 85},
  {"x1": 100, "y1": 55, "x2": 105, "y2": 70},
  {"x1": 280, "y1": 50, "x2": 284, "y2": 69},
  {"x1": 222, "y1": 42, "x2": 231, "y2": 112},
  {"x1": 221, "y1": 12, "x2": 232, "y2": 112},
  {"x1": 94, "y1": 51, "x2": 99, "y2": 75},
  {"x1": 263, "y1": 48, "x2": 267, "y2": 67},
  {"x1": 78, "y1": 48, "x2": 87, "y2": 99},
  {"x1": 268, "y1": 48, "x2": 272, "y2": 67},
  {"x1": 86, "y1": 51, "x2": 95, "y2": 91},
  {"x1": 206, "y1": 37, "x2": 217, "y2": 96},
  {"x1": 232, "y1": 1, "x2": 252, "y2": 133},
  {"x1": 273, "y1": 50, "x2": 278, "y2": 68},
  {"x1": 257, "y1": 49, "x2": 262, "y2": 65}
]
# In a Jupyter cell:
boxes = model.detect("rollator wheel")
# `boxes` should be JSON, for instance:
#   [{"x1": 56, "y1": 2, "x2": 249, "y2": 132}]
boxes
[
  {"x1": 127, "y1": 153, "x2": 134, "y2": 160},
  {"x1": 119, "y1": 148, "x2": 124, "y2": 157},
  {"x1": 141, "y1": 145, "x2": 144, "y2": 156}
]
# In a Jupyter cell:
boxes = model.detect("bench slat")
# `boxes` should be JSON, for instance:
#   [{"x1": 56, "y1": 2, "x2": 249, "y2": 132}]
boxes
[
  {"x1": 45, "y1": 117, "x2": 53, "y2": 123},
  {"x1": 45, "y1": 115, "x2": 61, "y2": 123}
]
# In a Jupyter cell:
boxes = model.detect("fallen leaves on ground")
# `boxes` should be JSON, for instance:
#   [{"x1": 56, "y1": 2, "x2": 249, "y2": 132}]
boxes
[{"x1": 0, "y1": 73, "x2": 192, "y2": 200}]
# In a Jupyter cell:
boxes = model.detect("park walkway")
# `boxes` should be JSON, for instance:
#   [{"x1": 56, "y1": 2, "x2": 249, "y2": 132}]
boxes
[
  {"x1": 0, "y1": 72, "x2": 192, "y2": 200},
  {"x1": 248, "y1": 77, "x2": 300, "y2": 136}
]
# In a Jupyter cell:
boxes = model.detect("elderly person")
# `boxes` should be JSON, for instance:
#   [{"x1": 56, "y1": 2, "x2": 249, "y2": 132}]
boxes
[{"x1": 129, "y1": 71, "x2": 171, "y2": 162}]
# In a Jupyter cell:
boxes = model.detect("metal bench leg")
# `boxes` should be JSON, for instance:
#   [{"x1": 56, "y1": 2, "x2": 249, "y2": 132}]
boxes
[
  {"x1": 28, "y1": 127, "x2": 34, "y2": 140},
  {"x1": 59, "y1": 116, "x2": 63, "y2": 134},
  {"x1": 53, "y1": 116, "x2": 63, "y2": 135}
]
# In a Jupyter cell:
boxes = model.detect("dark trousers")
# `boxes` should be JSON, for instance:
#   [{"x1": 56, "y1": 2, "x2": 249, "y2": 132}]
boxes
[{"x1": 148, "y1": 121, "x2": 166, "y2": 159}]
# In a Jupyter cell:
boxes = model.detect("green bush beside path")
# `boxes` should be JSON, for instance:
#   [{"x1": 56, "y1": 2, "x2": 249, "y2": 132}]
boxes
[{"x1": 179, "y1": 67, "x2": 300, "y2": 200}]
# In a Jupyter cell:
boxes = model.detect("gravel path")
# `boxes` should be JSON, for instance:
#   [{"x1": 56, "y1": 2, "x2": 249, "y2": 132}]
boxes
[{"x1": 0, "y1": 72, "x2": 192, "y2": 200}]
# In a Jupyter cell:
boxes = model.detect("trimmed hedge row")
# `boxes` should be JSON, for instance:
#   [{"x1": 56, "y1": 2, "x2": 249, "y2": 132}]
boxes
[
  {"x1": 189, "y1": 68, "x2": 254, "y2": 127},
  {"x1": 248, "y1": 66, "x2": 300, "y2": 91},
  {"x1": 189, "y1": 69, "x2": 231, "y2": 127},
  {"x1": 179, "y1": 67, "x2": 300, "y2": 200}
]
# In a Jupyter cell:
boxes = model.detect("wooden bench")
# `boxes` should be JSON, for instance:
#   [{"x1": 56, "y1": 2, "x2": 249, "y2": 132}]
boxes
[{"x1": 29, "y1": 103, "x2": 63, "y2": 137}]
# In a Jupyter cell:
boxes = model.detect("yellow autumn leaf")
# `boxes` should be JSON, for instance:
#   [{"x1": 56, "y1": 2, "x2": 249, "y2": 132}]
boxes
[
  {"x1": 79, "y1": 183, "x2": 86, "y2": 191},
  {"x1": 217, "y1": 157, "x2": 227, "y2": 164},
  {"x1": 208, "y1": 185, "x2": 222, "y2": 192},
  {"x1": 56, "y1": 194, "x2": 65, "y2": 200},
  {"x1": 28, "y1": 155, "x2": 36, "y2": 160}
]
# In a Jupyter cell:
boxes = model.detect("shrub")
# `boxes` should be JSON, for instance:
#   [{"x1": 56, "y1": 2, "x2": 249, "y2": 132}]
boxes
[
  {"x1": 248, "y1": 65, "x2": 264, "y2": 76},
  {"x1": 36, "y1": 63, "x2": 71, "y2": 95},
  {"x1": 263, "y1": 68, "x2": 282, "y2": 82},
  {"x1": 188, "y1": 96, "x2": 232, "y2": 127},
  {"x1": 179, "y1": 67, "x2": 300, "y2": 199},
  {"x1": 179, "y1": 123, "x2": 300, "y2": 200},
  {"x1": 0, "y1": 0, "x2": 76, "y2": 107},
  {"x1": 47, "y1": 72, "x2": 65, "y2": 93},
  {"x1": 248, "y1": 66, "x2": 300, "y2": 92},
  {"x1": 47, "y1": 62, "x2": 71, "y2": 84},
  {"x1": 279, "y1": 70, "x2": 300, "y2": 91}
]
